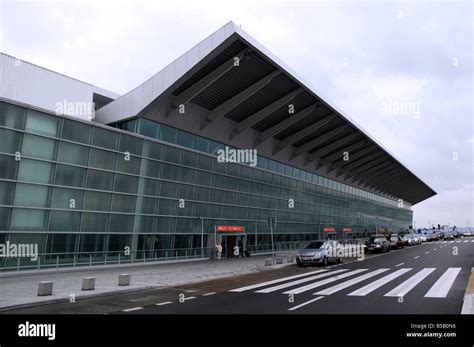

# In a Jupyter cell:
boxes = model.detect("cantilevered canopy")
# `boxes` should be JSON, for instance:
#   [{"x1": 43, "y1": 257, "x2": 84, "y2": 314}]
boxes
[{"x1": 96, "y1": 22, "x2": 436, "y2": 205}]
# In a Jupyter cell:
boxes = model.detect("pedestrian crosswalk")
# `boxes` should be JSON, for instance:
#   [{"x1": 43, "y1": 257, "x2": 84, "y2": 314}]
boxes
[
  {"x1": 428, "y1": 239, "x2": 474, "y2": 244},
  {"x1": 348, "y1": 268, "x2": 412, "y2": 296},
  {"x1": 385, "y1": 268, "x2": 435, "y2": 297},
  {"x1": 229, "y1": 267, "x2": 463, "y2": 300}
]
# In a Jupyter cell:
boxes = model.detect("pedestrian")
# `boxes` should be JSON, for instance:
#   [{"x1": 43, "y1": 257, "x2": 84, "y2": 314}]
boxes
[{"x1": 215, "y1": 244, "x2": 222, "y2": 259}]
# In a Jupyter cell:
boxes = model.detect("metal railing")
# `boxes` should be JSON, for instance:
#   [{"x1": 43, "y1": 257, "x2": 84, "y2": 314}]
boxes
[
  {"x1": 0, "y1": 239, "x2": 369, "y2": 272},
  {"x1": 0, "y1": 247, "x2": 211, "y2": 272}
]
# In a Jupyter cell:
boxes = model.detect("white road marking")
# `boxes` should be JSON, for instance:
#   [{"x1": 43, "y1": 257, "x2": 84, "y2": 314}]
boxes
[
  {"x1": 288, "y1": 296, "x2": 324, "y2": 311},
  {"x1": 155, "y1": 301, "x2": 173, "y2": 306},
  {"x1": 464, "y1": 240, "x2": 469, "y2": 243},
  {"x1": 314, "y1": 269, "x2": 390, "y2": 295},
  {"x1": 255, "y1": 269, "x2": 349, "y2": 293},
  {"x1": 414, "y1": 256, "x2": 420, "y2": 259},
  {"x1": 395, "y1": 263, "x2": 404, "y2": 267},
  {"x1": 122, "y1": 307, "x2": 143, "y2": 312},
  {"x1": 183, "y1": 296, "x2": 196, "y2": 301},
  {"x1": 348, "y1": 268, "x2": 412, "y2": 296},
  {"x1": 202, "y1": 292, "x2": 216, "y2": 296},
  {"x1": 442, "y1": 241, "x2": 448, "y2": 244},
  {"x1": 425, "y1": 252, "x2": 430, "y2": 254},
  {"x1": 471, "y1": 240, "x2": 474, "y2": 243},
  {"x1": 424, "y1": 268, "x2": 462, "y2": 298},
  {"x1": 385, "y1": 268, "x2": 436, "y2": 297},
  {"x1": 229, "y1": 269, "x2": 329, "y2": 292},
  {"x1": 456, "y1": 241, "x2": 462, "y2": 243},
  {"x1": 282, "y1": 269, "x2": 368, "y2": 295}
]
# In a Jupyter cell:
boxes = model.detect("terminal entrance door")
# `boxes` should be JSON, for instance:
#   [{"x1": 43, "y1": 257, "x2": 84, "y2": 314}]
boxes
[
  {"x1": 222, "y1": 234, "x2": 246, "y2": 258},
  {"x1": 208, "y1": 231, "x2": 247, "y2": 259}
]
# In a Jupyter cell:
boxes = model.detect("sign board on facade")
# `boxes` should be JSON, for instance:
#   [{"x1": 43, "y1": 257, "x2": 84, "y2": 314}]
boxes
[
  {"x1": 216, "y1": 226, "x2": 245, "y2": 233},
  {"x1": 323, "y1": 227, "x2": 336, "y2": 233}
]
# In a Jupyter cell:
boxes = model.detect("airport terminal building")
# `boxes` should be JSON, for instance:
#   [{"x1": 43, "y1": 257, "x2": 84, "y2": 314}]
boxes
[{"x1": 0, "y1": 22, "x2": 436, "y2": 270}]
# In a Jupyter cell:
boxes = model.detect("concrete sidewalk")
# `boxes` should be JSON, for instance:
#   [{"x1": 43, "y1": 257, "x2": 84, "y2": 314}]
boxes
[{"x1": 0, "y1": 254, "x2": 293, "y2": 310}]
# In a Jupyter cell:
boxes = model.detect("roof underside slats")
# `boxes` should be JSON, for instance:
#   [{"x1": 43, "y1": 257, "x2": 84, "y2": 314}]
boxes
[
  {"x1": 165, "y1": 38, "x2": 435, "y2": 204},
  {"x1": 138, "y1": 33, "x2": 435, "y2": 205}
]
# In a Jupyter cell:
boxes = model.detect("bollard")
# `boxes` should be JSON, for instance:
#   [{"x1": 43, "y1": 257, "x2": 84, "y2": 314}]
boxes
[
  {"x1": 118, "y1": 274, "x2": 131, "y2": 286},
  {"x1": 287, "y1": 255, "x2": 295, "y2": 263},
  {"x1": 82, "y1": 277, "x2": 95, "y2": 291},
  {"x1": 38, "y1": 281, "x2": 53, "y2": 296},
  {"x1": 276, "y1": 257, "x2": 283, "y2": 264},
  {"x1": 264, "y1": 258, "x2": 273, "y2": 266}
]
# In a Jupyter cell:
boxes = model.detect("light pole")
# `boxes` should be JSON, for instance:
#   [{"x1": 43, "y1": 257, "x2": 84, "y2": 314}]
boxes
[
  {"x1": 269, "y1": 217, "x2": 275, "y2": 266},
  {"x1": 198, "y1": 217, "x2": 204, "y2": 257}
]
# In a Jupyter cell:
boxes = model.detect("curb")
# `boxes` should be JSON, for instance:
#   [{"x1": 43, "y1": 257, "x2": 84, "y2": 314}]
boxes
[{"x1": 461, "y1": 267, "x2": 474, "y2": 314}]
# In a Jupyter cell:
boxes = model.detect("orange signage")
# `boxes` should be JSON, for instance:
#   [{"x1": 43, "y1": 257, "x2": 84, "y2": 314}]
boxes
[
  {"x1": 343, "y1": 228, "x2": 352, "y2": 233},
  {"x1": 323, "y1": 227, "x2": 336, "y2": 233},
  {"x1": 216, "y1": 225, "x2": 245, "y2": 232}
]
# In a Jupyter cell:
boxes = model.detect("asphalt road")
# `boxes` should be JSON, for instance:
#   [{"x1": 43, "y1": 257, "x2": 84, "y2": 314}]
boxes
[
  {"x1": 4, "y1": 238, "x2": 474, "y2": 314},
  {"x1": 121, "y1": 238, "x2": 474, "y2": 314}
]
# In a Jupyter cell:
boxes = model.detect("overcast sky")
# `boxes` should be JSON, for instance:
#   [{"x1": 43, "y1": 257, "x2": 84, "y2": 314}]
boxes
[{"x1": 0, "y1": 0, "x2": 472, "y2": 229}]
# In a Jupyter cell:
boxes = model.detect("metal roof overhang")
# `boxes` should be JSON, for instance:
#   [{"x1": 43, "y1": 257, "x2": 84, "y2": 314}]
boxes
[{"x1": 95, "y1": 22, "x2": 436, "y2": 205}]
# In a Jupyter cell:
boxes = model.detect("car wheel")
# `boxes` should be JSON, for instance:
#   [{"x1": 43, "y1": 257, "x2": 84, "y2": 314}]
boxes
[
  {"x1": 387, "y1": 247, "x2": 390, "y2": 252},
  {"x1": 297, "y1": 262, "x2": 303, "y2": 268},
  {"x1": 322, "y1": 256, "x2": 328, "y2": 267},
  {"x1": 337, "y1": 257, "x2": 342, "y2": 264}
]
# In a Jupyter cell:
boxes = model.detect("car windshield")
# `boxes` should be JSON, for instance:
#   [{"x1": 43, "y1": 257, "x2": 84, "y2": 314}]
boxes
[
  {"x1": 369, "y1": 237, "x2": 385, "y2": 242},
  {"x1": 304, "y1": 241, "x2": 325, "y2": 249},
  {"x1": 390, "y1": 237, "x2": 398, "y2": 241}
]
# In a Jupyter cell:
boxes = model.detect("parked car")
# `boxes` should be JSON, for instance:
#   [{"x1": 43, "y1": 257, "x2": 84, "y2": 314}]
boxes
[
  {"x1": 444, "y1": 232, "x2": 455, "y2": 241},
  {"x1": 463, "y1": 231, "x2": 472, "y2": 237},
  {"x1": 401, "y1": 234, "x2": 414, "y2": 246},
  {"x1": 412, "y1": 235, "x2": 422, "y2": 245},
  {"x1": 419, "y1": 235, "x2": 427, "y2": 243},
  {"x1": 366, "y1": 236, "x2": 390, "y2": 253},
  {"x1": 296, "y1": 240, "x2": 342, "y2": 267},
  {"x1": 389, "y1": 235, "x2": 404, "y2": 249}
]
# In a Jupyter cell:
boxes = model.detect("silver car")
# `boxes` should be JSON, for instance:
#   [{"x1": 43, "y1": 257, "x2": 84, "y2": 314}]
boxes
[{"x1": 296, "y1": 240, "x2": 342, "y2": 267}]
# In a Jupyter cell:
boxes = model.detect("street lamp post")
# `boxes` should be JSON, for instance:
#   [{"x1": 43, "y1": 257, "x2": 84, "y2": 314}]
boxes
[{"x1": 199, "y1": 217, "x2": 204, "y2": 257}]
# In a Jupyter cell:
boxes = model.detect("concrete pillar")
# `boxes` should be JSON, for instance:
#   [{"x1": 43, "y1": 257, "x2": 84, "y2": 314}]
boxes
[
  {"x1": 82, "y1": 277, "x2": 95, "y2": 291},
  {"x1": 118, "y1": 274, "x2": 131, "y2": 286},
  {"x1": 37, "y1": 281, "x2": 53, "y2": 296}
]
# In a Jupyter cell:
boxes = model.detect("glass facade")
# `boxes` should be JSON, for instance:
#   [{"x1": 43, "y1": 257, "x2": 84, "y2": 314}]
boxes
[{"x1": 0, "y1": 101, "x2": 412, "y2": 270}]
